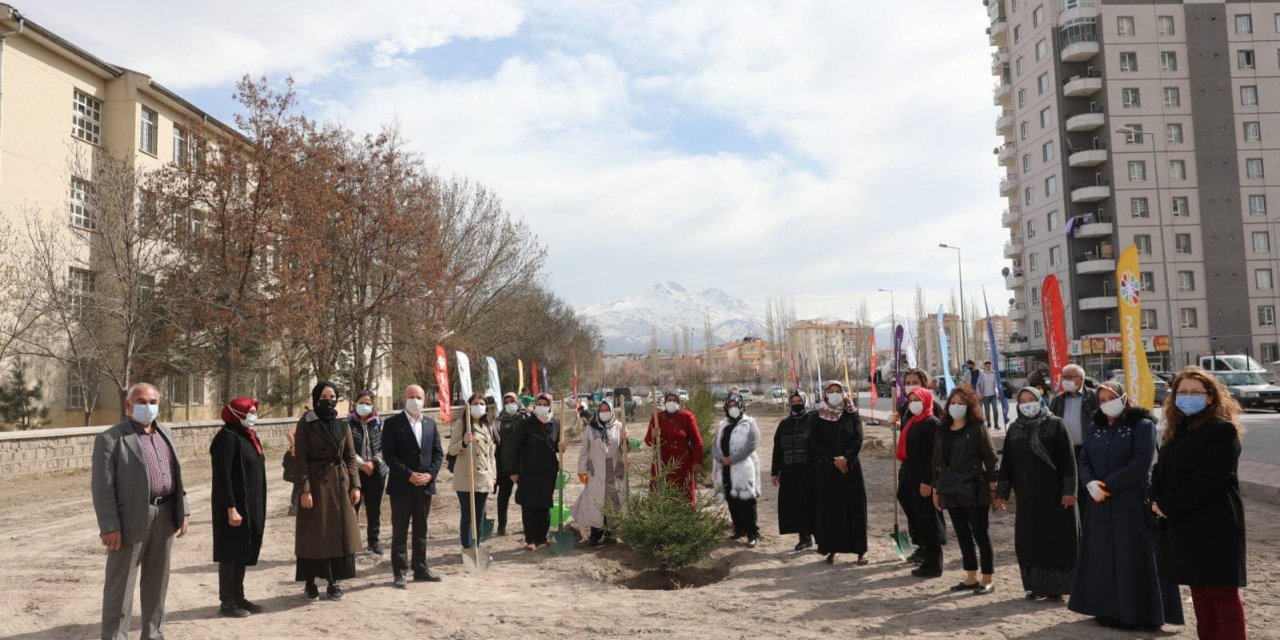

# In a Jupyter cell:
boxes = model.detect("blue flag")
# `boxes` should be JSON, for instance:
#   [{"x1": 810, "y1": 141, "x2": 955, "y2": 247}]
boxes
[
  {"x1": 982, "y1": 288, "x2": 1010, "y2": 424},
  {"x1": 937, "y1": 304, "x2": 957, "y2": 394}
]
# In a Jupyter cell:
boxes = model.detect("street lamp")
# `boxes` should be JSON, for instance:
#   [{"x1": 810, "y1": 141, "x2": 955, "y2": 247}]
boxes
[
  {"x1": 1115, "y1": 127, "x2": 1177, "y2": 368},
  {"x1": 938, "y1": 243, "x2": 968, "y2": 366}
]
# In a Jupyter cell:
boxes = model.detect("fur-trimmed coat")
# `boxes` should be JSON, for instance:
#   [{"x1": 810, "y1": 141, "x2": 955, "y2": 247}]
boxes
[{"x1": 712, "y1": 415, "x2": 761, "y2": 501}]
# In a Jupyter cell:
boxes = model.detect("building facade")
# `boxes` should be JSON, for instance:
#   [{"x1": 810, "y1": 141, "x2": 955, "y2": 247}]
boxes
[
  {"x1": 988, "y1": 0, "x2": 1280, "y2": 376},
  {"x1": 918, "y1": 312, "x2": 966, "y2": 378}
]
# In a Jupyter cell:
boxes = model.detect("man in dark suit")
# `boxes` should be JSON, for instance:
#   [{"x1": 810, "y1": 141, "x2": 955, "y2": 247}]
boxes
[
  {"x1": 382, "y1": 383, "x2": 444, "y2": 587},
  {"x1": 91, "y1": 382, "x2": 190, "y2": 640}
]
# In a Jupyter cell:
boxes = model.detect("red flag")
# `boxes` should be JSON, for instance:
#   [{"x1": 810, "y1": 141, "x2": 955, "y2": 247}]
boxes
[
  {"x1": 434, "y1": 345, "x2": 452, "y2": 422},
  {"x1": 869, "y1": 334, "x2": 878, "y2": 406},
  {"x1": 572, "y1": 363, "x2": 579, "y2": 399},
  {"x1": 531, "y1": 360, "x2": 540, "y2": 396},
  {"x1": 1042, "y1": 275, "x2": 1070, "y2": 392}
]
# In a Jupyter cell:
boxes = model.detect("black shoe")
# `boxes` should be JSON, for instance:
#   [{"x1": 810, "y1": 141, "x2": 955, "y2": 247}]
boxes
[
  {"x1": 219, "y1": 603, "x2": 250, "y2": 618},
  {"x1": 413, "y1": 569, "x2": 442, "y2": 582},
  {"x1": 794, "y1": 540, "x2": 813, "y2": 551},
  {"x1": 586, "y1": 538, "x2": 601, "y2": 548},
  {"x1": 1043, "y1": 594, "x2": 1063, "y2": 602},
  {"x1": 906, "y1": 548, "x2": 924, "y2": 564},
  {"x1": 825, "y1": 553, "x2": 836, "y2": 564},
  {"x1": 326, "y1": 582, "x2": 343, "y2": 600},
  {"x1": 393, "y1": 575, "x2": 407, "y2": 589},
  {"x1": 974, "y1": 583, "x2": 996, "y2": 595},
  {"x1": 1025, "y1": 592, "x2": 1042, "y2": 601},
  {"x1": 304, "y1": 583, "x2": 320, "y2": 602},
  {"x1": 911, "y1": 566, "x2": 943, "y2": 578},
  {"x1": 498, "y1": 526, "x2": 507, "y2": 536},
  {"x1": 746, "y1": 536, "x2": 758, "y2": 548},
  {"x1": 236, "y1": 599, "x2": 263, "y2": 614},
  {"x1": 730, "y1": 531, "x2": 745, "y2": 540},
  {"x1": 367, "y1": 543, "x2": 383, "y2": 556},
  {"x1": 950, "y1": 581, "x2": 981, "y2": 592}
]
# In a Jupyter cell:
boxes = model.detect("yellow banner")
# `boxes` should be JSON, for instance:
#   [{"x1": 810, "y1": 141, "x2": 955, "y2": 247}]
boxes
[
  {"x1": 1116, "y1": 245, "x2": 1155, "y2": 408},
  {"x1": 517, "y1": 358, "x2": 525, "y2": 394}
]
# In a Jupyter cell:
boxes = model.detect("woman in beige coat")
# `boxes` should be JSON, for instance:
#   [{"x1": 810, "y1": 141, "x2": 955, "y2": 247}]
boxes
[
  {"x1": 572, "y1": 400, "x2": 627, "y2": 546},
  {"x1": 451, "y1": 393, "x2": 497, "y2": 549}
]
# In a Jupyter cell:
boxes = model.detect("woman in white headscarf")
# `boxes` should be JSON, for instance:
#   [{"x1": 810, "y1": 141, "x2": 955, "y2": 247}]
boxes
[
  {"x1": 712, "y1": 395, "x2": 762, "y2": 547},
  {"x1": 572, "y1": 400, "x2": 628, "y2": 546}
]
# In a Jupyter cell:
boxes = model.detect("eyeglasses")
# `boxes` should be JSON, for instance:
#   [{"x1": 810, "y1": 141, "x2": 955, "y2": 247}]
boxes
[{"x1": 1176, "y1": 390, "x2": 1209, "y2": 397}]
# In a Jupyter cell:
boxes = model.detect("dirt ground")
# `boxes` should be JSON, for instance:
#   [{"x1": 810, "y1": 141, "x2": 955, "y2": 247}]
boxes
[{"x1": 1, "y1": 407, "x2": 1277, "y2": 640}]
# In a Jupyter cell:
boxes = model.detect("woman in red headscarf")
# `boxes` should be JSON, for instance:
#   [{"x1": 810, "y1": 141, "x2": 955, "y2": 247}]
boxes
[
  {"x1": 210, "y1": 397, "x2": 267, "y2": 618},
  {"x1": 896, "y1": 371, "x2": 947, "y2": 578}
]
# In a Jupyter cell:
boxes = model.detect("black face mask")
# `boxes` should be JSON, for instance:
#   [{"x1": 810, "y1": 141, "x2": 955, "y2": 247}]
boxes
[
  {"x1": 316, "y1": 398, "x2": 337, "y2": 416},
  {"x1": 790, "y1": 404, "x2": 806, "y2": 416}
]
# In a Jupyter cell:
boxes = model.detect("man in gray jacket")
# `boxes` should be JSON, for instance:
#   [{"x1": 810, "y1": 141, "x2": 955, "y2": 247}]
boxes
[{"x1": 92, "y1": 382, "x2": 190, "y2": 640}]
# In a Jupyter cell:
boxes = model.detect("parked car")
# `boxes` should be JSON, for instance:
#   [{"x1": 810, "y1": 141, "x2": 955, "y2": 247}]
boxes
[
  {"x1": 1109, "y1": 373, "x2": 1171, "y2": 406},
  {"x1": 676, "y1": 388, "x2": 690, "y2": 403},
  {"x1": 737, "y1": 388, "x2": 754, "y2": 402},
  {"x1": 1208, "y1": 370, "x2": 1280, "y2": 411}
]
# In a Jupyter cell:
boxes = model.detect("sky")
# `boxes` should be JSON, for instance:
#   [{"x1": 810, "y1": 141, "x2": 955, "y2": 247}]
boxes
[{"x1": 28, "y1": 0, "x2": 1012, "y2": 322}]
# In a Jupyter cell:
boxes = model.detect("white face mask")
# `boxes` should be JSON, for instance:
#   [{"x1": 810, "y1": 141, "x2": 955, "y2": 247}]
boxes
[
  {"x1": 533, "y1": 405, "x2": 551, "y2": 419},
  {"x1": 598, "y1": 411, "x2": 613, "y2": 423},
  {"x1": 469, "y1": 404, "x2": 486, "y2": 418},
  {"x1": 727, "y1": 407, "x2": 741, "y2": 419},
  {"x1": 131, "y1": 402, "x2": 159, "y2": 425},
  {"x1": 242, "y1": 412, "x2": 259, "y2": 427},
  {"x1": 1100, "y1": 397, "x2": 1126, "y2": 418},
  {"x1": 403, "y1": 398, "x2": 424, "y2": 415},
  {"x1": 1018, "y1": 402, "x2": 1042, "y2": 418},
  {"x1": 826, "y1": 392, "x2": 843, "y2": 406},
  {"x1": 504, "y1": 402, "x2": 519, "y2": 414},
  {"x1": 664, "y1": 402, "x2": 679, "y2": 414},
  {"x1": 355, "y1": 403, "x2": 373, "y2": 417},
  {"x1": 908, "y1": 400, "x2": 924, "y2": 416},
  {"x1": 948, "y1": 404, "x2": 967, "y2": 420},
  {"x1": 1061, "y1": 380, "x2": 1079, "y2": 393}
]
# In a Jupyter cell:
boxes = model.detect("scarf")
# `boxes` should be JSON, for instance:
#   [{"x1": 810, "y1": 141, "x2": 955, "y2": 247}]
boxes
[
  {"x1": 1012, "y1": 385, "x2": 1056, "y2": 470},
  {"x1": 535, "y1": 392, "x2": 554, "y2": 424},
  {"x1": 309, "y1": 380, "x2": 345, "y2": 450},
  {"x1": 235, "y1": 423, "x2": 263, "y2": 456},
  {"x1": 896, "y1": 388, "x2": 934, "y2": 462}
]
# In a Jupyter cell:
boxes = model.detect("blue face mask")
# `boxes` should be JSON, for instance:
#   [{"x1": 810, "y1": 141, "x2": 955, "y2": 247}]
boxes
[{"x1": 1175, "y1": 394, "x2": 1207, "y2": 415}]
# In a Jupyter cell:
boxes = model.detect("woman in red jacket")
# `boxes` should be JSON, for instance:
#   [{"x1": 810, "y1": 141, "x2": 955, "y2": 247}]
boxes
[{"x1": 645, "y1": 392, "x2": 704, "y2": 502}]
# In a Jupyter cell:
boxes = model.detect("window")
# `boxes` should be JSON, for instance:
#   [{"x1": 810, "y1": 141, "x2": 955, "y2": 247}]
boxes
[
  {"x1": 1175, "y1": 233, "x2": 1192, "y2": 254},
  {"x1": 1247, "y1": 158, "x2": 1265, "y2": 179},
  {"x1": 1244, "y1": 121, "x2": 1261, "y2": 143},
  {"x1": 1163, "y1": 87, "x2": 1181, "y2": 108},
  {"x1": 1169, "y1": 159, "x2": 1186, "y2": 181},
  {"x1": 1167, "y1": 123, "x2": 1184, "y2": 144},
  {"x1": 1172, "y1": 196, "x2": 1190, "y2": 217},
  {"x1": 71, "y1": 90, "x2": 101, "y2": 144},
  {"x1": 1260, "y1": 306, "x2": 1276, "y2": 327},
  {"x1": 1020, "y1": 121, "x2": 1029, "y2": 141},
  {"x1": 1239, "y1": 49, "x2": 1256, "y2": 71},
  {"x1": 1047, "y1": 211, "x2": 1060, "y2": 231},
  {"x1": 1014, "y1": 25, "x2": 1022, "y2": 44},
  {"x1": 139, "y1": 107, "x2": 158, "y2": 155},
  {"x1": 1029, "y1": 252, "x2": 1039, "y2": 272},
  {"x1": 1178, "y1": 271, "x2": 1195, "y2": 292},
  {"x1": 1032, "y1": 5, "x2": 1044, "y2": 27},
  {"x1": 1141, "y1": 309, "x2": 1158, "y2": 330},
  {"x1": 1016, "y1": 57, "x2": 1024, "y2": 76},
  {"x1": 1035, "y1": 39, "x2": 1048, "y2": 61},
  {"x1": 1120, "y1": 52, "x2": 1139, "y2": 72},
  {"x1": 1253, "y1": 231, "x2": 1271, "y2": 253},
  {"x1": 1027, "y1": 220, "x2": 1038, "y2": 239},
  {"x1": 1042, "y1": 140, "x2": 1055, "y2": 162},
  {"x1": 1140, "y1": 272, "x2": 1155, "y2": 293},
  {"x1": 1024, "y1": 186, "x2": 1034, "y2": 205},
  {"x1": 1129, "y1": 160, "x2": 1147, "y2": 182},
  {"x1": 1158, "y1": 16, "x2": 1175, "y2": 36},
  {"x1": 67, "y1": 366, "x2": 86, "y2": 410},
  {"x1": 1039, "y1": 107, "x2": 1051, "y2": 128},
  {"x1": 1135, "y1": 234, "x2": 1152, "y2": 255},
  {"x1": 1160, "y1": 51, "x2": 1178, "y2": 72},
  {"x1": 1118, "y1": 16, "x2": 1135, "y2": 37},
  {"x1": 173, "y1": 126, "x2": 189, "y2": 164},
  {"x1": 1122, "y1": 88, "x2": 1141, "y2": 108},
  {"x1": 69, "y1": 177, "x2": 94, "y2": 230},
  {"x1": 1031, "y1": 287, "x2": 1041, "y2": 304},
  {"x1": 68, "y1": 268, "x2": 94, "y2": 318},
  {"x1": 1033, "y1": 320, "x2": 1043, "y2": 338},
  {"x1": 1018, "y1": 88, "x2": 1027, "y2": 108},
  {"x1": 1037, "y1": 72, "x2": 1050, "y2": 95},
  {"x1": 1242, "y1": 85, "x2": 1259, "y2": 106},
  {"x1": 1049, "y1": 246, "x2": 1062, "y2": 266},
  {"x1": 1131, "y1": 197, "x2": 1150, "y2": 218},
  {"x1": 1237, "y1": 14, "x2": 1254, "y2": 35},
  {"x1": 1180, "y1": 308, "x2": 1198, "y2": 329},
  {"x1": 1263, "y1": 344, "x2": 1280, "y2": 364},
  {"x1": 1276, "y1": 13, "x2": 1280, "y2": 33},
  {"x1": 1124, "y1": 124, "x2": 1144, "y2": 145},
  {"x1": 1023, "y1": 154, "x2": 1032, "y2": 172},
  {"x1": 1250, "y1": 195, "x2": 1268, "y2": 216},
  {"x1": 1044, "y1": 175, "x2": 1057, "y2": 197},
  {"x1": 1257, "y1": 269, "x2": 1274, "y2": 290}
]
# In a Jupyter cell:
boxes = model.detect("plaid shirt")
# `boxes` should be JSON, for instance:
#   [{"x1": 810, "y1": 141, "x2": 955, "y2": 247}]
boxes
[{"x1": 131, "y1": 420, "x2": 175, "y2": 501}]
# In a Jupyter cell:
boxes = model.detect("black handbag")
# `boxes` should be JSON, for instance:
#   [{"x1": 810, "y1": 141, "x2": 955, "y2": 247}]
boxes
[
  {"x1": 935, "y1": 469, "x2": 980, "y2": 504},
  {"x1": 282, "y1": 449, "x2": 298, "y2": 483}
]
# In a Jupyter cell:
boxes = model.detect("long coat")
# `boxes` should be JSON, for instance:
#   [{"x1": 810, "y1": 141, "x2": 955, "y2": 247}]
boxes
[
  {"x1": 997, "y1": 414, "x2": 1079, "y2": 596},
  {"x1": 1152, "y1": 415, "x2": 1247, "y2": 588},
  {"x1": 512, "y1": 415, "x2": 562, "y2": 509},
  {"x1": 808, "y1": 410, "x2": 868, "y2": 555},
  {"x1": 1069, "y1": 408, "x2": 1183, "y2": 627},
  {"x1": 292, "y1": 411, "x2": 362, "y2": 559},
  {"x1": 572, "y1": 417, "x2": 626, "y2": 529},
  {"x1": 898, "y1": 415, "x2": 946, "y2": 547},
  {"x1": 772, "y1": 412, "x2": 816, "y2": 536},
  {"x1": 450, "y1": 415, "x2": 497, "y2": 493},
  {"x1": 645, "y1": 409, "x2": 703, "y2": 502},
  {"x1": 210, "y1": 424, "x2": 266, "y2": 564}
]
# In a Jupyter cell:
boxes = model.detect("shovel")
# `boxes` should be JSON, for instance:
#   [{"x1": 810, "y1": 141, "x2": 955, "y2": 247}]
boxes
[
  {"x1": 888, "y1": 423, "x2": 911, "y2": 561},
  {"x1": 550, "y1": 422, "x2": 576, "y2": 555},
  {"x1": 462, "y1": 411, "x2": 492, "y2": 573}
]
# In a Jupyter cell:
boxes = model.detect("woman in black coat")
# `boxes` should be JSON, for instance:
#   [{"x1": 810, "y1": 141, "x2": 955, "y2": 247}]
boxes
[
  {"x1": 210, "y1": 397, "x2": 267, "y2": 618},
  {"x1": 807, "y1": 381, "x2": 867, "y2": 565},
  {"x1": 897, "y1": 382, "x2": 946, "y2": 578},
  {"x1": 932, "y1": 385, "x2": 999, "y2": 594},
  {"x1": 1152, "y1": 367, "x2": 1247, "y2": 640},
  {"x1": 1068, "y1": 381, "x2": 1183, "y2": 630},
  {"x1": 508, "y1": 392, "x2": 566, "y2": 550},
  {"x1": 772, "y1": 391, "x2": 816, "y2": 551}
]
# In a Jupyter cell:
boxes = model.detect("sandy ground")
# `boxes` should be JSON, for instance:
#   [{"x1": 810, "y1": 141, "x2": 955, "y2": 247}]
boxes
[{"x1": 1, "y1": 407, "x2": 1277, "y2": 640}]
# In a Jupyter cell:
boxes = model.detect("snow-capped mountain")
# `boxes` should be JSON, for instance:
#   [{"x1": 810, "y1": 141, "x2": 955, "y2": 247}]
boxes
[{"x1": 582, "y1": 282, "x2": 767, "y2": 353}]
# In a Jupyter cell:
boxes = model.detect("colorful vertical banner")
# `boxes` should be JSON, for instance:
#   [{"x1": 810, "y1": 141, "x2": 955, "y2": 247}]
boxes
[
  {"x1": 903, "y1": 327, "x2": 918, "y2": 368},
  {"x1": 517, "y1": 358, "x2": 525, "y2": 394},
  {"x1": 540, "y1": 365, "x2": 549, "y2": 396},
  {"x1": 434, "y1": 345, "x2": 452, "y2": 422},
  {"x1": 1116, "y1": 245, "x2": 1156, "y2": 408},
  {"x1": 572, "y1": 363, "x2": 579, "y2": 400},
  {"x1": 485, "y1": 356, "x2": 502, "y2": 403},
  {"x1": 790, "y1": 356, "x2": 799, "y2": 392},
  {"x1": 869, "y1": 334, "x2": 879, "y2": 407},
  {"x1": 1041, "y1": 275, "x2": 1070, "y2": 392},
  {"x1": 814, "y1": 348, "x2": 824, "y2": 391},
  {"x1": 531, "y1": 361, "x2": 540, "y2": 396},
  {"x1": 838, "y1": 335, "x2": 851, "y2": 392},
  {"x1": 937, "y1": 304, "x2": 957, "y2": 393},
  {"x1": 982, "y1": 288, "x2": 1009, "y2": 424},
  {"x1": 893, "y1": 325, "x2": 905, "y2": 408}
]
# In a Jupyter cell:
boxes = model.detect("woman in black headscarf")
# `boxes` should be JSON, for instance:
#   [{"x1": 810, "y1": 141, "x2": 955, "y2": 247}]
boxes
[
  {"x1": 292, "y1": 381, "x2": 362, "y2": 602},
  {"x1": 772, "y1": 391, "x2": 816, "y2": 550},
  {"x1": 808, "y1": 381, "x2": 868, "y2": 565}
]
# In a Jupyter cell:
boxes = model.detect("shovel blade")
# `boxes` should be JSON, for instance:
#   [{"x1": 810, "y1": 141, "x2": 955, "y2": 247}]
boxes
[
  {"x1": 478, "y1": 517, "x2": 495, "y2": 543},
  {"x1": 462, "y1": 547, "x2": 492, "y2": 573},
  {"x1": 551, "y1": 531, "x2": 575, "y2": 555},
  {"x1": 889, "y1": 528, "x2": 911, "y2": 561}
]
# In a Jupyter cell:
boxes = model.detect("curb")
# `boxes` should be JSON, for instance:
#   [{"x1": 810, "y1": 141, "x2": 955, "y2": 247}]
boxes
[{"x1": 1240, "y1": 459, "x2": 1280, "y2": 507}]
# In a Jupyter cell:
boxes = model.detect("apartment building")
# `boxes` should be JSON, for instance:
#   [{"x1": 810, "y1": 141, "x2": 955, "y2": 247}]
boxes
[
  {"x1": 988, "y1": 0, "x2": 1280, "y2": 377},
  {"x1": 918, "y1": 312, "x2": 967, "y2": 377},
  {"x1": 785, "y1": 320, "x2": 874, "y2": 373}
]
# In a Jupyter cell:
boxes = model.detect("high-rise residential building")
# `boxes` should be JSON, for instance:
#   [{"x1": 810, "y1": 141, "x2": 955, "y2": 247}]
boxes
[
  {"x1": 785, "y1": 320, "x2": 875, "y2": 372},
  {"x1": 974, "y1": 314, "x2": 1015, "y2": 358},
  {"x1": 987, "y1": 0, "x2": 1280, "y2": 379},
  {"x1": 919, "y1": 312, "x2": 966, "y2": 379}
]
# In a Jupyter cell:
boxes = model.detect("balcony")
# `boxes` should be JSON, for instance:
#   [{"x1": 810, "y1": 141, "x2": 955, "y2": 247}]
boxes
[
  {"x1": 1076, "y1": 258, "x2": 1116, "y2": 275},
  {"x1": 1071, "y1": 181, "x2": 1111, "y2": 203},
  {"x1": 993, "y1": 81, "x2": 1012, "y2": 106},
  {"x1": 1066, "y1": 111, "x2": 1105, "y2": 132},
  {"x1": 1061, "y1": 37, "x2": 1100, "y2": 63},
  {"x1": 1004, "y1": 238, "x2": 1024, "y2": 258},
  {"x1": 1068, "y1": 143, "x2": 1108, "y2": 167},
  {"x1": 996, "y1": 142, "x2": 1016, "y2": 164},
  {"x1": 1001, "y1": 206, "x2": 1020, "y2": 227},
  {"x1": 1078, "y1": 296, "x2": 1118, "y2": 311},
  {"x1": 1000, "y1": 173, "x2": 1019, "y2": 196},
  {"x1": 1009, "y1": 304, "x2": 1027, "y2": 321},
  {"x1": 1073, "y1": 220, "x2": 1114, "y2": 238},
  {"x1": 1006, "y1": 271, "x2": 1025, "y2": 289},
  {"x1": 1058, "y1": 0, "x2": 1099, "y2": 21},
  {"x1": 1062, "y1": 74, "x2": 1103, "y2": 98},
  {"x1": 989, "y1": 17, "x2": 1008, "y2": 46},
  {"x1": 996, "y1": 109, "x2": 1015, "y2": 134},
  {"x1": 991, "y1": 49, "x2": 1009, "y2": 75}
]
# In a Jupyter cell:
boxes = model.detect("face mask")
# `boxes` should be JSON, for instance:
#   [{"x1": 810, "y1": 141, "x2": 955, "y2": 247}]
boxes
[
  {"x1": 504, "y1": 402, "x2": 519, "y2": 414},
  {"x1": 826, "y1": 392, "x2": 843, "y2": 406},
  {"x1": 1061, "y1": 380, "x2": 1078, "y2": 393},
  {"x1": 403, "y1": 398, "x2": 424, "y2": 415},
  {"x1": 790, "y1": 404, "x2": 806, "y2": 416},
  {"x1": 1018, "y1": 402, "x2": 1042, "y2": 418},
  {"x1": 242, "y1": 412, "x2": 258, "y2": 427},
  {"x1": 908, "y1": 400, "x2": 924, "y2": 416},
  {"x1": 1175, "y1": 394, "x2": 1207, "y2": 416},
  {"x1": 728, "y1": 407, "x2": 741, "y2": 419},
  {"x1": 598, "y1": 411, "x2": 613, "y2": 423},
  {"x1": 317, "y1": 398, "x2": 337, "y2": 414},
  {"x1": 534, "y1": 406, "x2": 551, "y2": 419},
  {"x1": 470, "y1": 404, "x2": 486, "y2": 418},
  {"x1": 355, "y1": 403, "x2": 373, "y2": 417},
  {"x1": 1100, "y1": 397, "x2": 1126, "y2": 418},
  {"x1": 948, "y1": 404, "x2": 967, "y2": 420},
  {"x1": 664, "y1": 402, "x2": 679, "y2": 414},
  {"x1": 131, "y1": 402, "x2": 159, "y2": 425}
]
